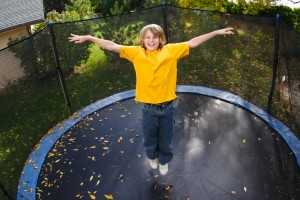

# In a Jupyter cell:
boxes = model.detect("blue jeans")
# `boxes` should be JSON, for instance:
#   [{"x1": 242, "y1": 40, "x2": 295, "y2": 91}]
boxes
[{"x1": 142, "y1": 101, "x2": 174, "y2": 165}]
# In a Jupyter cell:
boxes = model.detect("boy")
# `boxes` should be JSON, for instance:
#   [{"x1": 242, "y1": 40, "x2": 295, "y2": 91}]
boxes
[{"x1": 69, "y1": 24, "x2": 234, "y2": 175}]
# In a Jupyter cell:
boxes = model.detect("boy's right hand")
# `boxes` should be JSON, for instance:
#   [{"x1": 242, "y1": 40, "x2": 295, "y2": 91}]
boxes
[
  {"x1": 214, "y1": 27, "x2": 235, "y2": 36},
  {"x1": 68, "y1": 34, "x2": 90, "y2": 44}
]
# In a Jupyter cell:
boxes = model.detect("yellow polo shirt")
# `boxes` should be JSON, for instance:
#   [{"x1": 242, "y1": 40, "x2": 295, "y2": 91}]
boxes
[{"x1": 120, "y1": 43, "x2": 189, "y2": 104}]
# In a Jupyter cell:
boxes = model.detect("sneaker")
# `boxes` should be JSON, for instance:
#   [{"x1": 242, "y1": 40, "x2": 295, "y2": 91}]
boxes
[
  {"x1": 148, "y1": 158, "x2": 158, "y2": 169},
  {"x1": 159, "y1": 163, "x2": 168, "y2": 175}
]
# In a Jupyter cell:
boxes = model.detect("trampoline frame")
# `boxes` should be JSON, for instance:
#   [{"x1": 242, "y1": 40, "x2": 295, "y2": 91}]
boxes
[{"x1": 17, "y1": 85, "x2": 300, "y2": 200}]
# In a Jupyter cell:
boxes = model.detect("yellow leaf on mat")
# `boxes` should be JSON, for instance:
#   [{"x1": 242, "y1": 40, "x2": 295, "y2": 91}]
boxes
[{"x1": 104, "y1": 193, "x2": 113, "y2": 200}]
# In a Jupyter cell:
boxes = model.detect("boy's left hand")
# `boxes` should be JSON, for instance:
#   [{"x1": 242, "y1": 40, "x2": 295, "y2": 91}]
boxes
[{"x1": 215, "y1": 27, "x2": 235, "y2": 36}]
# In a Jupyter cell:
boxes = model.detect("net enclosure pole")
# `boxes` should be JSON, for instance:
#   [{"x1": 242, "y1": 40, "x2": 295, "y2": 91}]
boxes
[
  {"x1": 48, "y1": 23, "x2": 72, "y2": 113},
  {"x1": 268, "y1": 13, "x2": 281, "y2": 113},
  {"x1": 162, "y1": 1, "x2": 169, "y2": 42}
]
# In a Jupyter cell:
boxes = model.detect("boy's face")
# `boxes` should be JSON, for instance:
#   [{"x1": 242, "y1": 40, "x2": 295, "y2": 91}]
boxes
[{"x1": 143, "y1": 30, "x2": 160, "y2": 51}]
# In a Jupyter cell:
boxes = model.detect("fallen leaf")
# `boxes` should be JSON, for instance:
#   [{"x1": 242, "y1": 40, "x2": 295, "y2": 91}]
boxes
[
  {"x1": 88, "y1": 192, "x2": 96, "y2": 200},
  {"x1": 104, "y1": 193, "x2": 113, "y2": 200},
  {"x1": 96, "y1": 180, "x2": 100, "y2": 186},
  {"x1": 117, "y1": 136, "x2": 123, "y2": 144},
  {"x1": 165, "y1": 185, "x2": 172, "y2": 191},
  {"x1": 129, "y1": 138, "x2": 135, "y2": 144}
]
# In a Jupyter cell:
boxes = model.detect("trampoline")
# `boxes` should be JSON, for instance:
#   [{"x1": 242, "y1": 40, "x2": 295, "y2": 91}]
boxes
[{"x1": 17, "y1": 85, "x2": 300, "y2": 200}]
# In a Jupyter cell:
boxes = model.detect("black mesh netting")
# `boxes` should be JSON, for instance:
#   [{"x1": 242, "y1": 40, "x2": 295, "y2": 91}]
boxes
[{"x1": 0, "y1": 5, "x2": 299, "y2": 199}]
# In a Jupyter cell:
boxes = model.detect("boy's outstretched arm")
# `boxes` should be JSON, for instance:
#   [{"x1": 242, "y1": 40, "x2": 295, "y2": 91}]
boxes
[
  {"x1": 68, "y1": 34, "x2": 122, "y2": 53},
  {"x1": 186, "y1": 27, "x2": 234, "y2": 48}
]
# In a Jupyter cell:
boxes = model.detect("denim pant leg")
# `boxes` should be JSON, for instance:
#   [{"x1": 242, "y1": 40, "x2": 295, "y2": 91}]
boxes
[
  {"x1": 142, "y1": 106, "x2": 159, "y2": 160},
  {"x1": 158, "y1": 105, "x2": 174, "y2": 165}
]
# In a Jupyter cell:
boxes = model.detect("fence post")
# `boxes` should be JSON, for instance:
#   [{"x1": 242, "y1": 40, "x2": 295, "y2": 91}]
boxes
[
  {"x1": 48, "y1": 23, "x2": 72, "y2": 113},
  {"x1": 267, "y1": 14, "x2": 280, "y2": 113},
  {"x1": 162, "y1": 1, "x2": 169, "y2": 42}
]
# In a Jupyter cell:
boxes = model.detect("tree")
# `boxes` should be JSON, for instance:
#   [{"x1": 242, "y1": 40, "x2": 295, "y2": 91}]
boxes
[
  {"x1": 44, "y1": 0, "x2": 71, "y2": 13},
  {"x1": 47, "y1": 0, "x2": 96, "y2": 22},
  {"x1": 90, "y1": 0, "x2": 146, "y2": 16}
]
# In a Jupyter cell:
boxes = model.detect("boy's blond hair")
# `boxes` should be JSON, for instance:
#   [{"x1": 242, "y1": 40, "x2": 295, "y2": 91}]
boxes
[{"x1": 139, "y1": 24, "x2": 167, "y2": 49}]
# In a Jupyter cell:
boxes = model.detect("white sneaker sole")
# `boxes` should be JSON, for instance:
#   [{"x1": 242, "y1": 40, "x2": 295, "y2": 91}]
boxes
[
  {"x1": 159, "y1": 164, "x2": 168, "y2": 175},
  {"x1": 148, "y1": 158, "x2": 158, "y2": 169}
]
